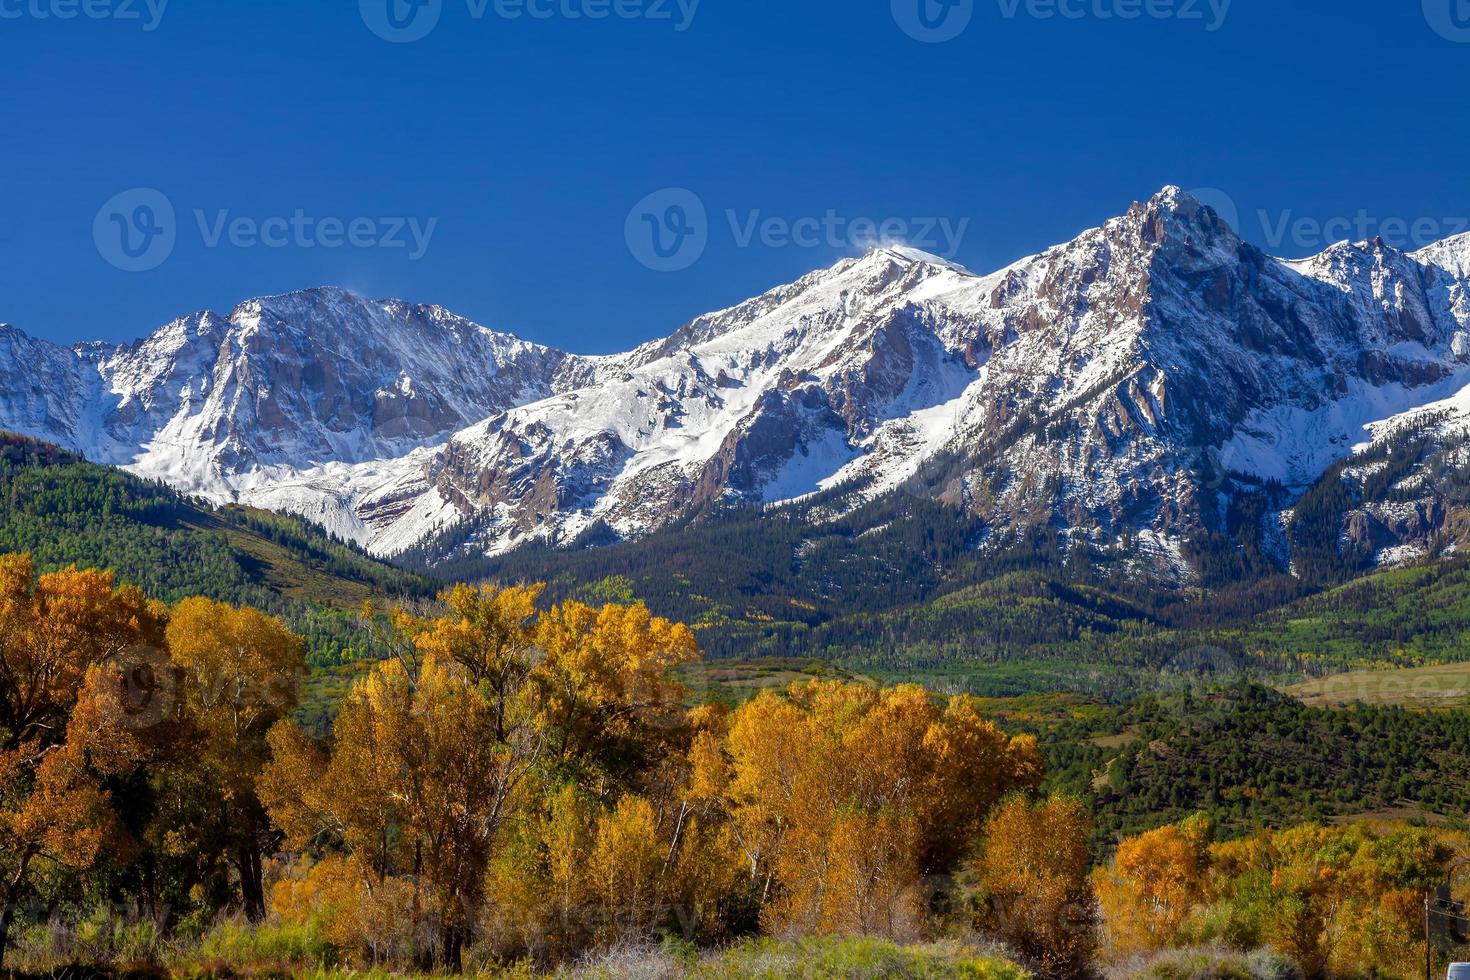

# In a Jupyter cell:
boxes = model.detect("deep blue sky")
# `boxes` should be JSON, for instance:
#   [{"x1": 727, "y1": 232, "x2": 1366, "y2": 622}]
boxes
[{"x1": 3, "y1": 0, "x2": 1467, "y2": 352}]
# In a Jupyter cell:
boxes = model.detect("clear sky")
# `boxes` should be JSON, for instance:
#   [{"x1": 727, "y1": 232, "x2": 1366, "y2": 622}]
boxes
[{"x1": 3, "y1": 0, "x2": 1468, "y2": 352}]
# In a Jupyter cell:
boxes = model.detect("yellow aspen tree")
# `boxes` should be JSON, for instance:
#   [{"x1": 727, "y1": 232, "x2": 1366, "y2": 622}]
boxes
[
  {"x1": 721, "y1": 680, "x2": 1042, "y2": 940},
  {"x1": 587, "y1": 794, "x2": 666, "y2": 942},
  {"x1": 972, "y1": 794, "x2": 1097, "y2": 975},
  {"x1": 1094, "y1": 815, "x2": 1213, "y2": 959},
  {"x1": 532, "y1": 599, "x2": 699, "y2": 791},
  {"x1": 165, "y1": 597, "x2": 307, "y2": 921}
]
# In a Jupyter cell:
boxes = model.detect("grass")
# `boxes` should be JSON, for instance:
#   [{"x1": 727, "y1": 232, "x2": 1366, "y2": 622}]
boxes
[
  {"x1": 1284, "y1": 660, "x2": 1470, "y2": 708},
  {"x1": 678, "y1": 658, "x2": 876, "y2": 707},
  {"x1": 1104, "y1": 945, "x2": 1299, "y2": 980},
  {"x1": 190, "y1": 918, "x2": 338, "y2": 973},
  {"x1": 5, "y1": 929, "x2": 1031, "y2": 979},
  {"x1": 562, "y1": 937, "x2": 1032, "y2": 979}
]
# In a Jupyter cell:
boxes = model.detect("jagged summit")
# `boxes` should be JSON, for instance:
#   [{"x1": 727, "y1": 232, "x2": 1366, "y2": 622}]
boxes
[{"x1": 5, "y1": 189, "x2": 1470, "y2": 581}]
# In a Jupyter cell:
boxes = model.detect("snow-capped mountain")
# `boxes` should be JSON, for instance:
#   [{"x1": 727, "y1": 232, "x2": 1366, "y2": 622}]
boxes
[
  {"x1": 8, "y1": 187, "x2": 1470, "y2": 581},
  {"x1": 0, "y1": 287, "x2": 578, "y2": 493}
]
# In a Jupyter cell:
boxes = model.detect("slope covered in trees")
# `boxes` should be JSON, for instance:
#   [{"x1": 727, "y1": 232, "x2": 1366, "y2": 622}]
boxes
[
  {"x1": 0, "y1": 432, "x2": 432, "y2": 669},
  {"x1": 1035, "y1": 683, "x2": 1470, "y2": 845},
  {"x1": 475, "y1": 486, "x2": 1470, "y2": 697}
]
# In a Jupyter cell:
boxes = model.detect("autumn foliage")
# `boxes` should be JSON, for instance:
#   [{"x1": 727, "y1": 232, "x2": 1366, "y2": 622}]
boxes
[
  {"x1": 9, "y1": 552, "x2": 1470, "y2": 978},
  {"x1": 1095, "y1": 814, "x2": 1459, "y2": 977},
  {"x1": 969, "y1": 794, "x2": 1097, "y2": 975},
  {"x1": 0, "y1": 555, "x2": 306, "y2": 969}
]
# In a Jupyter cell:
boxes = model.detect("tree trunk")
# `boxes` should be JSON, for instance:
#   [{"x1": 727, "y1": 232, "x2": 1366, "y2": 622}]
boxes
[
  {"x1": 441, "y1": 922, "x2": 466, "y2": 973},
  {"x1": 0, "y1": 900, "x2": 14, "y2": 973},
  {"x1": 236, "y1": 840, "x2": 266, "y2": 923}
]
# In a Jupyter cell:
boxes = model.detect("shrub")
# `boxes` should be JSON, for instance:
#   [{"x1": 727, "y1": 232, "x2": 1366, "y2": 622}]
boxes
[{"x1": 1105, "y1": 945, "x2": 1300, "y2": 980}]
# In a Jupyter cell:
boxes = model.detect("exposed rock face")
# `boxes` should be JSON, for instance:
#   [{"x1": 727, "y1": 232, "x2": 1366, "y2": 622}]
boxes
[
  {"x1": 0, "y1": 287, "x2": 578, "y2": 494},
  {"x1": 7, "y1": 189, "x2": 1470, "y2": 581}
]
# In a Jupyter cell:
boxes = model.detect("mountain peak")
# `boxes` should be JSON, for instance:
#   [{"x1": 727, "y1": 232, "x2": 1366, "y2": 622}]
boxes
[
  {"x1": 233, "y1": 285, "x2": 367, "y2": 317},
  {"x1": 1138, "y1": 184, "x2": 1236, "y2": 232},
  {"x1": 1150, "y1": 184, "x2": 1195, "y2": 208},
  {"x1": 862, "y1": 244, "x2": 974, "y2": 275}
]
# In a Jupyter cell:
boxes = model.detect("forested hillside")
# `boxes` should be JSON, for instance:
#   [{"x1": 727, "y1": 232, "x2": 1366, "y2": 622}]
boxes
[
  {"x1": 1035, "y1": 683, "x2": 1470, "y2": 844},
  {"x1": 0, "y1": 432, "x2": 433, "y2": 668},
  {"x1": 471, "y1": 482, "x2": 1470, "y2": 698}
]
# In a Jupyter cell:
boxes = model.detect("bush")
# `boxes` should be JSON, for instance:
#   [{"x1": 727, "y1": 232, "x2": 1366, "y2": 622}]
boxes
[
  {"x1": 1105, "y1": 945, "x2": 1300, "y2": 980},
  {"x1": 6, "y1": 909, "x2": 170, "y2": 973},
  {"x1": 186, "y1": 917, "x2": 337, "y2": 974}
]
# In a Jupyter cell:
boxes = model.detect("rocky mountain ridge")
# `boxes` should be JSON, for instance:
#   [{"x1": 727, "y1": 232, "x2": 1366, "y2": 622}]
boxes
[{"x1": 8, "y1": 187, "x2": 1470, "y2": 582}]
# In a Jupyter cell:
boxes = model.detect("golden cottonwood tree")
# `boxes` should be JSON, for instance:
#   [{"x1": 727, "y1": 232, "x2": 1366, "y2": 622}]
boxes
[
  {"x1": 0, "y1": 556, "x2": 163, "y2": 968},
  {"x1": 263, "y1": 653, "x2": 537, "y2": 970},
  {"x1": 261, "y1": 586, "x2": 701, "y2": 971},
  {"x1": 481, "y1": 703, "x2": 747, "y2": 963},
  {"x1": 164, "y1": 597, "x2": 307, "y2": 921},
  {"x1": 970, "y1": 794, "x2": 1097, "y2": 975},
  {"x1": 532, "y1": 598, "x2": 698, "y2": 790},
  {"x1": 1093, "y1": 814, "x2": 1214, "y2": 959},
  {"x1": 721, "y1": 681, "x2": 1043, "y2": 939}
]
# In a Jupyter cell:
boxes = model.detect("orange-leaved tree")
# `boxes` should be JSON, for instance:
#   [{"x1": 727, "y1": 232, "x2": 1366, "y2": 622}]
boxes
[
  {"x1": 0, "y1": 555, "x2": 163, "y2": 968},
  {"x1": 1093, "y1": 814, "x2": 1214, "y2": 960},
  {"x1": 164, "y1": 596, "x2": 306, "y2": 922}
]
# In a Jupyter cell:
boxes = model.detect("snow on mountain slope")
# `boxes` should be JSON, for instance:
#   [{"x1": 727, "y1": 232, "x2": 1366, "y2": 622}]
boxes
[
  {"x1": 357, "y1": 188, "x2": 1470, "y2": 572},
  {"x1": 0, "y1": 288, "x2": 580, "y2": 499},
  {"x1": 8, "y1": 187, "x2": 1470, "y2": 581},
  {"x1": 0, "y1": 325, "x2": 100, "y2": 451},
  {"x1": 351, "y1": 246, "x2": 988, "y2": 557}
]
